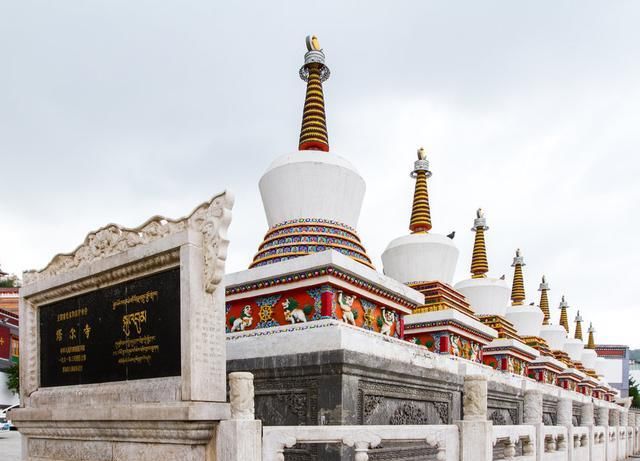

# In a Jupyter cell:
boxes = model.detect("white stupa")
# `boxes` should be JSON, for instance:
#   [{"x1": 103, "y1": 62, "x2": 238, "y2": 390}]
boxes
[
  {"x1": 563, "y1": 311, "x2": 585, "y2": 362},
  {"x1": 539, "y1": 296, "x2": 570, "y2": 352},
  {"x1": 251, "y1": 36, "x2": 373, "y2": 269},
  {"x1": 382, "y1": 148, "x2": 459, "y2": 284},
  {"x1": 504, "y1": 249, "x2": 544, "y2": 337},
  {"x1": 454, "y1": 209, "x2": 511, "y2": 316},
  {"x1": 580, "y1": 322, "x2": 598, "y2": 370}
]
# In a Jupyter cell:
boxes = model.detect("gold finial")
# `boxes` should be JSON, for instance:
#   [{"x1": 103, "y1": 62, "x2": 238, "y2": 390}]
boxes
[
  {"x1": 306, "y1": 35, "x2": 321, "y2": 51},
  {"x1": 510, "y1": 248, "x2": 526, "y2": 306},
  {"x1": 470, "y1": 207, "x2": 489, "y2": 278},
  {"x1": 409, "y1": 147, "x2": 433, "y2": 233}
]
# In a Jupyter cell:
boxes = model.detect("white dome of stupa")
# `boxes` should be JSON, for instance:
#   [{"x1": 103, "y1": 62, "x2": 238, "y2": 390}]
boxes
[
  {"x1": 539, "y1": 296, "x2": 571, "y2": 351},
  {"x1": 382, "y1": 148, "x2": 459, "y2": 285},
  {"x1": 580, "y1": 322, "x2": 598, "y2": 369},
  {"x1": 563, "y1": 310, "x2": 585, "y2": 361}
]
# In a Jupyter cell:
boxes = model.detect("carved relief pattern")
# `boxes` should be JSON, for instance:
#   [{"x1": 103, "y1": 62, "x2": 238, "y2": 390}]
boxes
[
  {"x1": 23, "y1": 191, "x2": 233, "y2": 292},
  {"x1": 253, "y1": 377, "x2": 318, "y2": 426},
  {"x1": 490, "y1": 410, "x2": 508, "y2": 425},
  {"x1": 389, "y1": 403, "x2": 428, "y2": 425},
  {"x1": 358, "y1": 380, "x2": 453, "y2": 425},
  {"x1": 363, "y1": 395, "x2": 384, "y2": 417}
]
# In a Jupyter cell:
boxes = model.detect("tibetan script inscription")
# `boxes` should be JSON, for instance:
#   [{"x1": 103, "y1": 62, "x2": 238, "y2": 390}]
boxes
[{"x1": 39, "y1": 268, "x2": 181, "y2": 387}]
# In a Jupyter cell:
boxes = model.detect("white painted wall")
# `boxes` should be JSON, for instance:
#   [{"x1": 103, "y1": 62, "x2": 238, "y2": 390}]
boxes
[
  {"x1": 0, "y1": 371, "x2": 19, "y2": 407},
  {"x1": 599, "y1": 358, "x2": 624, "y2": 385}
]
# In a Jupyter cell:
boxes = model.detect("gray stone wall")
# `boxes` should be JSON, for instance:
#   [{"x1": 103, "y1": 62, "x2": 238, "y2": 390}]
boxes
[{"x1": 229, "y1": 349, "x2": 526, "y2": 460}]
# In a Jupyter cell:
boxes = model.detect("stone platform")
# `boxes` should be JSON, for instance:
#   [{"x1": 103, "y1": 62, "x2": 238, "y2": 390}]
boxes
[{"x1": 227, "y1": 320, "x2": 602, "y2": 460}]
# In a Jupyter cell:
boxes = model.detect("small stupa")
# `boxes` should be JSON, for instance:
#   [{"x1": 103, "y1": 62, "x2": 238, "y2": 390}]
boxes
[
  {"x1": 454, "y1": 209, "x2": 511, "y2": 316},
  {"x1": 504, "y1": 249, "x2": 544, "y2": 337}
]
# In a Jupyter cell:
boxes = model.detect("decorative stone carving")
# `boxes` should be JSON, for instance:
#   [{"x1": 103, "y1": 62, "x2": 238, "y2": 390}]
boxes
[
  {"x1": 524, "y1": 390, "x2": 543, "y2": 424},
  {"x1": 23, "y1": 191, "x2": 234, "y2": 294},
  {"x1": 389, "y1": 403, "x2": 428, "y2": 425},
  {"x1": 490, "y1": 411, "x2": 507, "y2": 425},
  {"x1": 229, "y1": 372, "x2": 255, "y2": 420},
  {"x1": 363, "y1": 395, "x2": 383, "y2": 417},
  {"x1": 337, "y1": 290, "x2": 357, "y2": 325},
  {"x1": 463, "y1": 375, "x2": 487, "y2": 421}
]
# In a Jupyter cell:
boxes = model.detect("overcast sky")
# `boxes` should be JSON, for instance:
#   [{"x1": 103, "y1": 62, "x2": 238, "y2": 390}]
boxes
[{"x1": 1, "y1": 2, "x2": 638, "y2": 347}]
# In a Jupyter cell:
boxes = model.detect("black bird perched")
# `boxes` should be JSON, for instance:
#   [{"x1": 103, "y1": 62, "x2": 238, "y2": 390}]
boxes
[
  {"x1": 446, "y1": 231, "x2": 455, "y2": 239},
  {"x1": 499, "y1": 274, "x2": 506, "y2": 280},
  {"x1": 529, "y1": 302, "x2": 535, "y2": 306}
]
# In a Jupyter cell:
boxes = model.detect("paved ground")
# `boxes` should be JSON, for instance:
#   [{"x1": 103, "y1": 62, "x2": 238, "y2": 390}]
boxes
[{"x1": 0, "y1": 430, "x2": 21, "y2": 461}]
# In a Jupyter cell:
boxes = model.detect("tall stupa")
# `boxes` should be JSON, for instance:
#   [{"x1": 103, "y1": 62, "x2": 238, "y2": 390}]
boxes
[{"x1": 250, "y1": 35, "x2": 373, "y2": 269}]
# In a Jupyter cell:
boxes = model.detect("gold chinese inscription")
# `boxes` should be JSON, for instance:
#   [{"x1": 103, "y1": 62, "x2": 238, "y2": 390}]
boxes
[
  {"x1": 59, "y1": 344, "x2": 86, "y2": 373},
  {"x1": 57, "y1": 307, "x2": 88, "y2": 322}
]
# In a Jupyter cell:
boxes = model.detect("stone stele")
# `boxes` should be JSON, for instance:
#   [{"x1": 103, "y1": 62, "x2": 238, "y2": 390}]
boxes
[{"x1": 11, "y1": 191, "x2": 237, "y2": 461}]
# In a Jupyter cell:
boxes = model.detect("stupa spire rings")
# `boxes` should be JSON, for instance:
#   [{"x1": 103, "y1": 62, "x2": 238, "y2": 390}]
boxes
[
  {"x1": 558, "y1": 295, "x2": 570, "y2": 333},
  {"x1": 408, "y1": 147, "x2": 433, "y2": 233},
  {"x1": 538, "y1": 275, "x2": 551, "y2": 325},
  {"x1": 574, "y1": 310, "x2": 584, "y2": 340},
  {"x1": 510, "y1": 248, "x2": 526, "y2": 306},
  {"x1": 470, "y1": 208, "x2": 489, "y2": 278},
  {"x1": 298, "y1": 35, "x2": 330, "y2": 152},
  {"x1": 586, "y1": 322, "x2": 596, "y2": 349}
]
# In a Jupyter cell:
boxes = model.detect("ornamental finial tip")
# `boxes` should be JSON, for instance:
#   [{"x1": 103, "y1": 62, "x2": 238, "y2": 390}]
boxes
[
  {"x1": 542, "y1": 275, "x2": 546, "y2": 283},
  {"x1": 306, "y1": 35, "x2": 321, "y2": 51},
  {"x1": 417, "y1": 147, "x2": 426, "y2": 160},
  {"x1": 477, "y1": 208, "x2": 484, "y2": 218}
]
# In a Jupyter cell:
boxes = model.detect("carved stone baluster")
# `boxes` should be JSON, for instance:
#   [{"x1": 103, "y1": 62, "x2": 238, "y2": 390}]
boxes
[{"x1": 503, "y1": 439, "x2": 516, "y2": 459}]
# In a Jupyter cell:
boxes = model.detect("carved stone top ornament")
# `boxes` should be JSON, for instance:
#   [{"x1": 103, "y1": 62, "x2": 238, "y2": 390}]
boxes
[{"x1": 23, "y1": 191, "x2": 234, "y2": 294}]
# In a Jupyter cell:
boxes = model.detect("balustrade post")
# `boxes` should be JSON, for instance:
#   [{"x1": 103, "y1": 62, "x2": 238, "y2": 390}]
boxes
[
  {"x1": 595, "y1": 405, "x2": 610, "y2": 461},
  {"x1": 457, "y1": 375, "x2": 492, "y2": 461},
  {"x1": 524, "y1": 390, "x2": 544, "y2": 461},
  {"x1": 217, "y1": 372, "x2": 262, "y2": 461},
  {"x1": 556, "y1": 398, "x2": 574, "y2": 461},
  {"x1": 581, "y1": 402, "x2": 594, "y2": 461}
]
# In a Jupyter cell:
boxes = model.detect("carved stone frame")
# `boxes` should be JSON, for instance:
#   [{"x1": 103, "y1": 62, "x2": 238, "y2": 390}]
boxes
[{"x1": 18, "y1": 192, "x2": 233, "y2": 409}]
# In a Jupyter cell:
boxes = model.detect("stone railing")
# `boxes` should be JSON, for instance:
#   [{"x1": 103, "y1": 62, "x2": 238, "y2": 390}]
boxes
[
  {"x1": 262, "y1": 424, "x2": 459, "y2": 461},
  {"x1": 542, "y1": 425, "x2": 568, "y2": 460},
  {"x1": 253, "y1": 374, "x2": 640, "y2": 461},
  {"x1": 571, "y1": 426, "x2": 589, "y2": 461},
  {"x1": 492, "y1": 425, "x2": 536, "y2": 460},
  {"x1": 591, "y1": 426, "x2": 606, "y2": 461},
  {"x1": 606, "y1": 427, "x2": 617, "y2": 461}
]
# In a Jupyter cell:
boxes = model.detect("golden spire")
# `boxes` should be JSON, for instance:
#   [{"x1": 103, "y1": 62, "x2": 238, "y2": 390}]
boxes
[
  {"x1": 409, "y1": 147, "x2": 433, "y2": 233},
  {"x1": 586, "y1": 322, "x2": 596, "y2": 349},
  {"x1": 510, "y1": 249, "x2": 526, "y2": 306},
  {"x1": 298, "y1": 35, "x2": 330, "y2": 152},
  {"x1": 559, "y1": 295, "x2": 570, "y2": 333},
  {"x1": 470, "y1": 208, "x2": 489, "y2": 278},
  {"x1": 538, "y1": 275, "x2": 551, "y2": 325},
  {"x1": 574, "y1": 311, "x2": 583, "y2": 340}
]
